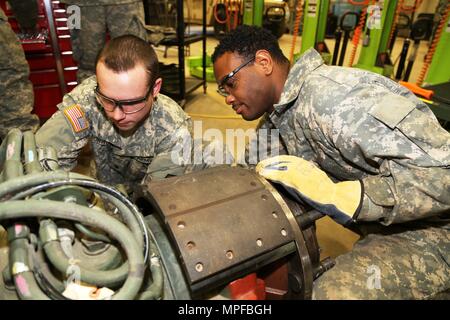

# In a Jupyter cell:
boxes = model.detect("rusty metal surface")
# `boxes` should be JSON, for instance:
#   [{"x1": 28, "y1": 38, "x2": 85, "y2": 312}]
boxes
[{"x1": 143, "y1": 166, "x2": 296, "y2": 285}]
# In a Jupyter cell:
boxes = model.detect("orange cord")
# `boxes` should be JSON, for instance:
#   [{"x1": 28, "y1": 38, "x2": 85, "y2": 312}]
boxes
[
  {"x1": 230, "y1": 0, "x2": 240, "y2": 30},
  {"x1": 289, "y1": 0, "x2": 303, "y2": 64},
  {"x1": 226, "y1": 0, "x2": 231, "y2": 31},
  {"x1": 214, "y1": 0, "x2": 241, "y2": 32},
  {"x1": 348, "y1": 0, "x2": 378, "y2": 67},
  {"x1": 416, "y1": 2, "x2": 450, "y2": 86},
  {"x1": 348, "y1": 7, "x2": 367, "y2": 66},
  {"x1": 348, "y1": 0, "x2": 369, "y2": 5}
]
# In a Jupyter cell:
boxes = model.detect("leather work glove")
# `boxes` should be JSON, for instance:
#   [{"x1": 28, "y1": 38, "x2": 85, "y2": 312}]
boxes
[{"x1": 256, "y1": 155, "x2": 363, "y2": 225}]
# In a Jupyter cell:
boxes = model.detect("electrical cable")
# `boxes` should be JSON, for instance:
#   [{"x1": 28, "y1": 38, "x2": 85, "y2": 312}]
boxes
[
  {"x1": 348, "y1": 1, "x2": 372, "y2": 67},
  {"x1": 289, "y1": 0, "x2": 303, "y2": 64}
]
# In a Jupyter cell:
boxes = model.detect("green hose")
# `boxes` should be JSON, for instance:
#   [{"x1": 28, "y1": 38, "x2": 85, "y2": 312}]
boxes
[
  {"x1": 0, "y1": 130, "x2": 154, "y2": 299},
  {"x1": 138, "y1": 257, "x2": 163, "y2": 300},
  {"x1": 74, "y1": 223, "x2": 111, "y2": 243},
  {"x1": 23, "y1": 131, "x2": 42, "y2": 175},
  {"x1": 0, "y1": 200, "x2": 145, "y2": 300},
  {"x1": 0, "y1": 171, "x2": 95, "y2": 200},
  {"x1": 43, "y1": 241, "x2": 129, "y2": 288},
  {"x1": 33, "y1": 243, "x2": 66, "y2": 294},
  {"x1": 0, "y1": 129, "x2": 24, "y2": 182},
  {"x1": 8, "y1": 228, "x2": 49, "y2": 300},
  {"x1": 138, "y1": 238, "x2": 163, "y2": 300},
  {"x1": 2, "y1": 130, "x2": 49, "y2": 300},
  {"x1": 94, "y1": 188, "x2": 143, "y2": 248},
  {"x1": 40, "y1": 219, "x2": 129, "y2": 288},
  {"x1": 0, "y1": 172, "x2": 146, "y2": 257},
  {"x1": 11, "y1": 178, "x2": 149, "y2": 263}
]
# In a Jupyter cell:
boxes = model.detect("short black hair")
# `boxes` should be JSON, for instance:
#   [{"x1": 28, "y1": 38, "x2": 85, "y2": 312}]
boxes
[
  {"x1": 96, "y1": 35, "x2": 159, "y2": 87},
  {"x1": 212, "y1": 25, "x2": 288, "y2": 65}
]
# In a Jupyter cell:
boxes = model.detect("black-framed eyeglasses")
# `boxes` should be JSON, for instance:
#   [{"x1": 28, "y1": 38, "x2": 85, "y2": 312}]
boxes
[
  {"x1": 95, "y1": 85, "x2": 153, "y2": 114},
  {"x1": 217, "y1": 57, "x2": 255, "y2": 97}
]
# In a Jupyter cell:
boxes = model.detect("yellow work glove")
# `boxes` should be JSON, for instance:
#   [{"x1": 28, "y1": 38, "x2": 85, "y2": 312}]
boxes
[{"x1": 256, "y1": 155, "x2": 363, "y2": 225}]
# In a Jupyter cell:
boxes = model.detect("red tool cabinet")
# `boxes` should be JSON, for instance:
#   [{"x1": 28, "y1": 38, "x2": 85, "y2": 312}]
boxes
[{"x1": 1, "y1": 0, "x2": 78, "y2": 120}]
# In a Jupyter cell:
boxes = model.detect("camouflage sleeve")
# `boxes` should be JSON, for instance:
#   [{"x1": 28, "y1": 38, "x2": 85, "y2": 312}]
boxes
[
  {"x1": 243, "y1": 115, "x2": 288, "y2": 169},
  {"x1": 332, "y1": 86, "x2": 450, "y2": 225},
  {"x1": 35, "y1": 110, "x2": 89, "y2": 171},
  {"x1": 145, "y1": 118, "x2": 193, "y2": 180},
  {"x1": 35, "y1": 77, "x2": 95, "y2": 170},
  {"x1": 145, "y1": 94, "x2": 236, "y2": 180},
  {"x1": 143, "y1": 94, "x2": 195, "y2": 180},
  {"x1": 146, "y1": 119, "x2": 236, "y2": 180}
]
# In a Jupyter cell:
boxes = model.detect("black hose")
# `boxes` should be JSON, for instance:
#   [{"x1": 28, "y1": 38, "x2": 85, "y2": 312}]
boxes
[
  {"x1": 23, "y1": 131, "x2": 42, "y2": 174},
  {"x1": 395, "y1": 39, "x2": 410, "y2": 80},
  {"x1": 338, "y1": 31, "x2": 350, "y2": 66},
  {"x1": 332, "y1": 30, "x2": 342, "y2": 66}
]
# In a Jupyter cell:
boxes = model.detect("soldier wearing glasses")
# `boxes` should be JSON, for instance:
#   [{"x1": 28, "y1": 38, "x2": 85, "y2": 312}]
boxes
[
  {"x1": 212, "y1": 25, "x2": 450, "y2": 299},
  {"x1": 36, "y1": 35, "x2": 194, "y2": 194}
]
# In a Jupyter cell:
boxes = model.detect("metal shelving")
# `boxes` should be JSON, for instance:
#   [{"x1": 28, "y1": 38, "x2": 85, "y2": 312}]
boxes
[{"x1": 159, "y1": 0, "x2": 207, "y2": 105}]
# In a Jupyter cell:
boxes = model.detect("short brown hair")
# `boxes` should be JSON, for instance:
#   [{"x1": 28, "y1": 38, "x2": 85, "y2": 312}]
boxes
[{"x1": 96, "y1": 35, "x2": 159, "y2": 87}]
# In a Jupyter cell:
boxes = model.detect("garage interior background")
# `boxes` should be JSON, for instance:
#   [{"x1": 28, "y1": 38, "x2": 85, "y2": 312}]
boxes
[{"x1": 0, "y1": 0, "x2": 449, "y2": 298}]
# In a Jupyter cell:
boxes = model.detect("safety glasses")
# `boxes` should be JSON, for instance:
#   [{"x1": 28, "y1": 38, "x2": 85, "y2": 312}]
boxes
[
  {"x1": 217, "y1": 57, "x2": 255, "y2": 97},
  {"x1": 95, "y1": 85, "x2": 153, "y2": 114}
]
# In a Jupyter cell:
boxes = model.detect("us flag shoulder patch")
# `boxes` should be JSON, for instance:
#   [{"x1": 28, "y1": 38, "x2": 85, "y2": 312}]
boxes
[{"x1": 63, "y1": 104, "x2": 89, "y2": 133}]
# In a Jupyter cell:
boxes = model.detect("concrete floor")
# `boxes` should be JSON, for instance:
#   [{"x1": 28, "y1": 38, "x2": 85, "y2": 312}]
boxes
[{"x1": 155, "y1": 33, "x2": 430, "y2": 259}]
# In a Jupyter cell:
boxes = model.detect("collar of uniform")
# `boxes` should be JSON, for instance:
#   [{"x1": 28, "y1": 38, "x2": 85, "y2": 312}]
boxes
[{"x1": 271, "y1": 48, "x2": 324, "y2": 115}]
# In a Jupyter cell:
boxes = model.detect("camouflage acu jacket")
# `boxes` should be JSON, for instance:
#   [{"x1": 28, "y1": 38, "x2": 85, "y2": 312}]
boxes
[
  {"x1": 35, "y1": 76, "x2": 192, "y2": 191},
  {"x1": 261, "y1": 48, "x2": 450, "y2": 225}
]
